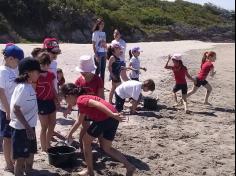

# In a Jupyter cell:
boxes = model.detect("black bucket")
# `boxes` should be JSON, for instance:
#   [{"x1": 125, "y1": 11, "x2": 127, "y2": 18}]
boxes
[
  {"x1": 47, "y1": 145, "x2": 77, "y2": 168},
  {"x1": 143, "y1": 97, "x2": 158, "y2": 110}
]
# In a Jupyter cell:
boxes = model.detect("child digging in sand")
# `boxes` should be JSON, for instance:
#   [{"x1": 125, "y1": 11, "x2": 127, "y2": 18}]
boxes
[
  {"x1": 63, "y1": 83, "x2": 136, "y2": 176},
  {"x1": 10, "y1": 58, "x2": 41, "y2": 176},
  {"x1": 115, "y1": 79, "x2": 155, "y2": 113},
  {"x1": 36, "y1": 53, "x2": 57, "y2": 151},
  {"x1": 0, "y1": 44, "x2": 24, "y2": 172},
  {"x1": 187, "y1": 51, "x2": 217, "y2": 105},
  {"x1": 165, "y1": 54, "x2": 195, "y2": 113}
]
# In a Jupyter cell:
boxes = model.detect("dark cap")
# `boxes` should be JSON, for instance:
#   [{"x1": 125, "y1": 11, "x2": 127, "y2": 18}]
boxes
[
  {"x1": 3, "y1": 45, "x2": 24, "y2": 61},
  {"x1": 18, "y1": 57, "x2": 41, "y2": 75}
]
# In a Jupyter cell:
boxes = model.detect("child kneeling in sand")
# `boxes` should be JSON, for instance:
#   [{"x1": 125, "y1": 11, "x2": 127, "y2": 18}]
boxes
[
  {"x1": 10, "y1": 58, "x2": 41, "y2": 176},
  {"x1": 165, "y1": 54, "x2": 195, "y2": 113},
  {"x1": 63, "y1": 83, "x2": 135, "y2": 176},
  {"x1": 115, "y1": 79, "x2": 155, "y2": 113}
]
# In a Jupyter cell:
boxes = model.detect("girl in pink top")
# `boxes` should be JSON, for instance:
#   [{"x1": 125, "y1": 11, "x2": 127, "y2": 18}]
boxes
[
  {"x1": 187, "y1": 51, "x2": 217, "y2": 105},
  {"x1": 62, "y1": 83, "x2": 135, "y2": 176}
]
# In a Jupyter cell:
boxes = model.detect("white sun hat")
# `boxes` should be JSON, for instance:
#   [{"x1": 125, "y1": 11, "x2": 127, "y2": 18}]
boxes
[
  {"x1": 171, "y1": 53, "x2": 182, "y2": 61},
  {"x1": 75, "y1": 55, "x2": 97, "y2": 73}
]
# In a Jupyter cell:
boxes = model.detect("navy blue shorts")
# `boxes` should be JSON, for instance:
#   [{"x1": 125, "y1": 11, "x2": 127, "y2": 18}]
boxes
[
  {"x1": 173, "y1": 84, "x2": 188, "y2": 95},
  {"x1": 37, "y1": 99, "x2": 56, "y2": 115},
  {"x1": 195, "y1": 77, "x2": 208, "y2": 87},
  {"x1": 131, "y1": 78, "x2": 139, "y2": 81},
  {"x1": 87, "y1": 118, "x2": 119, "y2": 141},
  {"x1": 12, "y1": 128, "x2": 37, "y2": 159},
  {"x1": 0, "y1": 110, "x2": 12, "y2": 138},
  {"x1": 120, "y1": 61, "x2": 126, "y2": 67},
  {"x1": 115, "y1": 93, "x2": 125, "y2": 112}
]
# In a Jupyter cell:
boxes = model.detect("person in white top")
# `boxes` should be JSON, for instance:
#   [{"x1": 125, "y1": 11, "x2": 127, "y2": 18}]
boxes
[
  {"x1": 111, "y1": 29, "x2": 129, "y2": 81},
  {"x1": 92, "y1": 18, "x2": 107, "y2": 84},
  {"x1": 115, "y1": 79, "x2": 155, "y2": 113},
  {"x1": 128, "y1": 47, "x2": 147, "y2": 81},
  {"x1": 0, "y1": 44, "x2": 24, "y2": 172},
  {"x1": 10, "y1": 58, "x2": 41, "y2": 176}
]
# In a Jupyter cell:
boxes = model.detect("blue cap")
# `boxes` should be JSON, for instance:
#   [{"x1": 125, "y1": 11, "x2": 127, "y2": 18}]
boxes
[{"x1": 3, "y1": 45, "x2": 24, "y2": 61}]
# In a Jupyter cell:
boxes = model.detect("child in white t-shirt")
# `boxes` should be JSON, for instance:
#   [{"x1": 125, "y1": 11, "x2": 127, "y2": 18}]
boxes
[
  {"x1": 0, "y1": 44, "x2": 24, "y2": 172},
  {"x1": 128, "y1": 47, "x2": 147, "y2": 81},
  {"x1": 115, "y1": 79, "x2": 155, "y2": 113},
  {"x1": 10, "y1": 58, "x2": 41, "y2": 176}
]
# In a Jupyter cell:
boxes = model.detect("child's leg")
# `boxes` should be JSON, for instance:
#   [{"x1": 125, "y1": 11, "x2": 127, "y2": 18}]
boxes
[
  {"x1": 25, "y1": 154, "x2": 34, "y2": 175},
  {"x1": 39, "y1": 115, "x2": 49, "y2": 152},
  {"x1": 79, "y1": 120, "x2": 90, "y2": 151},
  {"x1": 120, "y1": 69, "x2": 129, "y2": 82},
  {"x1": 203, "y1": 83, "x2": 212, "y2": 104},
  {"x1": 47, "y1": 112, "x2": 56, "y2": 149},
  {"x1": 100, "y1": 138, "x2": 135, "y2": 176},
  {"x1": 182, "y1": 94, "x2": 189, "y2": 113},
  {"x1": 173, "y1": 92, "x2": 178, "y2": 103},
  {"x1": 109, "y1": 82, "x2": 121, "y2": 104},
  {"x1": 15, "y1": 158, "x2": 25, "y2": 176},
  {"x1": 3, "y1": 137, "x2": 14, "y2": 170},
  {"x1": 187, "y1": 85, "x2": 199, "y2": 98}
]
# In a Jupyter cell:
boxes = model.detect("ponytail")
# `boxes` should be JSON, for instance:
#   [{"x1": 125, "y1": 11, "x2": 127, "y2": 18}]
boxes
[
  {"x1": 129, "y1": 50, "x2": 133, "y2": 59},
  {"x1": 15, "y1": 73, "x2": 29, "y2": 84},
  {"x1": 201, "y1": 51, "x2": 216, "y2": 68},
  {"x1": 61, "y1": 83, "x2": 86, "y2": 97}
]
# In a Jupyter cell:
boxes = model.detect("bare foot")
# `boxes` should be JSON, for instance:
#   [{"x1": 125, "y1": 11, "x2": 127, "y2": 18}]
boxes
[
  {"x1": 126, "y1": 165, "x2": 136, "y2": 176},
  {"x1": 4, "y1": 165, "x2": 14, "y2": 173},
  {"x1": 204, "y1": 102, "x2": 212, "y2": 106},
  {"x1": 78, "y1": 169, "x2": 94, "y2": 176}
]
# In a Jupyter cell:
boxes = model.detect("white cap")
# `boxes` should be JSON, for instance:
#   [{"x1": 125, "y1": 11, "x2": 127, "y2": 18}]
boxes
[
  {"x1": 171, "y1": 53, "x2": 182, "y2": 61},
  {"x1": 75, "y1": 55, "x2": 97, "y2": 73}
]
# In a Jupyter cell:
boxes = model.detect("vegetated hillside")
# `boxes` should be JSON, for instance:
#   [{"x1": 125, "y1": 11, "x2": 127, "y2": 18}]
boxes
[{"x1": 0, "y1": 0, "x2": 235, "y2": 43}]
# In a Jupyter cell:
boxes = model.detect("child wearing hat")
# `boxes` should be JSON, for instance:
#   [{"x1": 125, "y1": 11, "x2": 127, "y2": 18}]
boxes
[
  {"x1": 10, "y1": 58, "x2": 41, "y2": 175},
  {"x1": 128, "y1": 47, "x2": 147, "y2": 81},
  {"x1": 0, "y1": 44, "x2": 24, "y2": 172},
  {"x1": 36, "y1": 53, "x2": 57, "y2": 152},
  {"x1": 62, "y1": 83, "x2": 136, "y2": 176},
  {"x1": 65, "y1": 55, "x2": 104, "y2": 148},
  {"x1": 115, "y1": 79, "x2": 155, "y2": 113},
  {"x1": 165, "y1": 54, "x2": 195, "y2": 113}
]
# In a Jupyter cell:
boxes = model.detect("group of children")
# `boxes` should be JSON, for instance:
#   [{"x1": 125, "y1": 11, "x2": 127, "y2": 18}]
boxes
[{"x1": 0, "y1": 36, "x2": 216, "y2": 176}]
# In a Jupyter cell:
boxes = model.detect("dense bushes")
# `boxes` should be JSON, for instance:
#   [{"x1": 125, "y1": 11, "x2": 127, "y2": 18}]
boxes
[{"x1": 0, "y1": 0, "x2": 234, "y2": 43}]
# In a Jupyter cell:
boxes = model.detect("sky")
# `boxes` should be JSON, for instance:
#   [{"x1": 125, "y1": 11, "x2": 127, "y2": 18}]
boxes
[{"x1": 163, "y1": 0, "x2": 235, "y2": 10}]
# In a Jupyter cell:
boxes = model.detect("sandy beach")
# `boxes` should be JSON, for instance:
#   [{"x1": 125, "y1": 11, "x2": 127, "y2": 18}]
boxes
[{"x1": 0, "y1": 41, "x2": 235, "y2": 176}]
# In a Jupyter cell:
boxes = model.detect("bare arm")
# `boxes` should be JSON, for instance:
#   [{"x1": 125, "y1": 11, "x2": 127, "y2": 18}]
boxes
[
  {"x1": 14, "y1": 105, "x2": 35, "y2": 139},
  {"x1": 186, "y1": 70, "x2": 195, "y2": 82},
  {"x1": 164, "y1": 55, "x2": 173, "y2": 70},
  {"x1": 67, "y1": 113, "x2": 85, "y2": 138},
  {"x1": 98, "y1": 88, "x2": 105, "y2": 99},
  {"x1": 0, "y1": 88, "x2": 10, "y2": 119},
  {"x1": 88, "y1": 99, "x2": 125, "y2": 122},
  {"x1": 210, "y1": 67, "x2": 216, "y2": 77}
]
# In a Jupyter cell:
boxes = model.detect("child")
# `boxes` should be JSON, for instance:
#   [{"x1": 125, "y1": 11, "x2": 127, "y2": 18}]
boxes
[
  {"x1": 0, "y1": 44, "x2": 24, "y2": 172},
  {"x1": 187, "y1": 51, "x2": 217, "y2": 105},
  {"x1": 36, "y1": 53, "x2": 57, "y2": 151},
  {"x1": 57, "y1": 68, "x2": 65, "y2": 88},
  {"x1": 62, "y1": 83, "x2": 136, "y2": 176},
  {"x1": 115, "y1": 79, "x2": 155, "y2": 113},
  {"x1": 31, "y1": 48, "x2": 45, "y2": 59},
  {"x1": 129, "y1": 47, "x2": 147, "y2": 81},
  {"x1": 165, "y1": 54, "x2": 195, "y2": 113},
  {"x1": 10, "y1": 58, "x2": 41, "y2": 176},
  {"x1": 67, "y1": 55, "x2": 104, "y2": 148},
  {"x1": 108, "y1": 42, "x2": 124, "y2": 104},
  {"x1": 43, "y1": 38, "x2": 61, "y2": 94}
]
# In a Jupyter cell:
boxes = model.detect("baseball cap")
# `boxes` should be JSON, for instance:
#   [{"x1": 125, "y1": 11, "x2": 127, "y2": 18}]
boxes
[
  {"x1": 43, "y1": 38, "x2": 61, "y2": 54},
  {"x1": 111, "y1": 41, "x2": 124, "y2": 49},
  {"x1": 3, "y1": 45, "x2": 24, "y2": 61},
  {"x1": 131, "y1": 47, "x2": 142, "y2": 53},
  {"x1": 18, "y1": 57, "x2": 41, "y2": 75},
  {"x1": 171, "y1": 53, "x2": 182, "y2": 61}
]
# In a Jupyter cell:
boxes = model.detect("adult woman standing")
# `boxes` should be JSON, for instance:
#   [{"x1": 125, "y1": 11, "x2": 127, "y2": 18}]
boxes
[
  {"x1": 111, "y1": 29, "x2": 129, "y2": 81},
  {"x1": 92, "y1": 18, "x2": 107, "y2": 85}
]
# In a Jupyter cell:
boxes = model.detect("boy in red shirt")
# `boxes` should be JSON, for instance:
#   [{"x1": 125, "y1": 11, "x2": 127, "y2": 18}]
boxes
[
  {"x1": 36, "y1": 53, "x2": 58, "y2": 151},
  {"x1": 165, "y1": 54, "x2": 195, "y2": 113},
  {"x1": 62, "y1": 83, "x2": 135, "y2": 176},
  {"x1": 187, "y1": 51, "x2": 216, "y2": 105}
]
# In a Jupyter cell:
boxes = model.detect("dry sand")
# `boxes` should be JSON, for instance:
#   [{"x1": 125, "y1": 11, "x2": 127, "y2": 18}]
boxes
[{"x1": 0, "y1": 41, "x2": 235, "y2": 176}]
